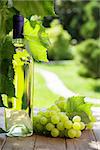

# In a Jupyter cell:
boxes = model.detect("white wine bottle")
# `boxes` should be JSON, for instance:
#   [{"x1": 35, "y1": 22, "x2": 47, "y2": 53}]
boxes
[
  {"x1": 0, "y1": 107, "x2": 6, "y2": 133},
  {"x1": 0, "y1": 15, "x2": 34, "y2": 137}
]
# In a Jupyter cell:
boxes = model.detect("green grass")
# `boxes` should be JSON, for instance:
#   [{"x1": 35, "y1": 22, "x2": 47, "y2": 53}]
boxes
[
  {"x1": 34, "y1": 70, "x2": 59, "y2": 108},
  {"x1": 35, "y1": 61, "x2": 100, "y2": 99}
]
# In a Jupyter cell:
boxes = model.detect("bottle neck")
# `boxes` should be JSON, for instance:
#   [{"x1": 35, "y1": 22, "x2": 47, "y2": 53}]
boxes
[{"x1": 12, "y1": 38, "x2": 24, "y2": 49}]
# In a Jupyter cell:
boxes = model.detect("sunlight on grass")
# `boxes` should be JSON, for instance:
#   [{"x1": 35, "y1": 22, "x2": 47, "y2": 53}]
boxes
[
  {"x1": 35, "y1": 61, "x2": 100, "y2": 99},
  {"x1": 34, "y1": 69, "x2": 59, "y2": 108}
]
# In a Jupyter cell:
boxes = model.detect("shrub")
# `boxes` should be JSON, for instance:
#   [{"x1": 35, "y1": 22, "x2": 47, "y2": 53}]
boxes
[
  {"x1": 46, "y1": 20, "x2": 73, "y2": 60},
  {"x1": 76, "y1": 39, "x2": 100, "y2": 78}
]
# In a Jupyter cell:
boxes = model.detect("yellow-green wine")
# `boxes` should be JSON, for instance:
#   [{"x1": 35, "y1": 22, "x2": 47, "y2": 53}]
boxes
[{"x1": 0, "y1": 15, "x2": 34, "y2": 136}]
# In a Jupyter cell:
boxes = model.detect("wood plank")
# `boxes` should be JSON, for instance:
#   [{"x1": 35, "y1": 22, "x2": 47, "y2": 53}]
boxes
[
  {"x1": 3, "y1": 135, "x2": 36, "y2": 150},
  {"x1": 66, "y1": 130, "x2": 98, "y2": 150},
  {"x1": 34, "y1": 135, "x2": 66, "y2": 150},
  {"x1": 0, "y1": 134, "x2": 6, "y2": 150}
]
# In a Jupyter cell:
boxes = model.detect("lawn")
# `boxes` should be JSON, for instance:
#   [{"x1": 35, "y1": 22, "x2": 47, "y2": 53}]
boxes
[
  {"x1": 34, "y1": 69, "x2": 59, "y2": 108},
  {"x1": 35, "y1": 60, "x2": 100, "y2": 100}
]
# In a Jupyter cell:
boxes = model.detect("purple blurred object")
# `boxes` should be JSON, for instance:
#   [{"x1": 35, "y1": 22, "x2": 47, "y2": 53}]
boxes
[{"x1": 13, "y1": 15, "x2": 24, "y2": 39}]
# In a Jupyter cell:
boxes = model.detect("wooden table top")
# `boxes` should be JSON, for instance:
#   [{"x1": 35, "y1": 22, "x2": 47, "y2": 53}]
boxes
[{"x1": 0, "y1": 107, "x2": 100, "y2": 150}]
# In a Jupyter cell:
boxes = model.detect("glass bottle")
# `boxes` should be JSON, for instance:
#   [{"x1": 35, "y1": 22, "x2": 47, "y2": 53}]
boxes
[{"x1": 0, "y1": 15, "x2": 34, "y2": 136}]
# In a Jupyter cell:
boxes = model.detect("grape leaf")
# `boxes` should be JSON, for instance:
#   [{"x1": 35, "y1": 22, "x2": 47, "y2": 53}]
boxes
[
  {"x1": 0, "y1": 35, "x2": 15, "y2": 98},
  {"x1": 12, "y1": 0, "x2": 54, "y2": 17},
  {"x1": 0, "y1": 2, "x2": 17, "y2": 39},
  {"x1": 24, "y1": 17, "x2": 49, "y2": 62},
  {"x1": 66, "y1": 96, "x2": 85, "y2": 113},
  {"x1": 0, "y1": 35, "x2": 15, "y2": 59},
  {"x1": 78, "y1": 103, "x2": 96, "y2": 122},
  {"x1": 65, "y1": 96, "x2": 96, "y2": 124},
  {"x1": 66, "y1": 110, "x2": 90, "y2": 124}
]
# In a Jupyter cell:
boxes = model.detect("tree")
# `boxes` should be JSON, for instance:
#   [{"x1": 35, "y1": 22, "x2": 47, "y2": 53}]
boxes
[
  {"x1": 54, "y1": 0, "x2": 100, "y2": 41},
  {"x1": 76, "y1": 39, "x2": 100, "y2": 78}
]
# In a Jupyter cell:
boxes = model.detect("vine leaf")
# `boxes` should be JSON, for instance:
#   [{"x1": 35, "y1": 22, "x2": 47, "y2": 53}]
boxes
[{"x1": 24, "y1": 17, "x2": 49, "y2": 62}]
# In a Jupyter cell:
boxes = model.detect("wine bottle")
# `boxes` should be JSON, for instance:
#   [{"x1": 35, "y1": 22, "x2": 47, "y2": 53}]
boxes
[{"x1": 0, "y1": 15, "x2": 34, "y2": 136}]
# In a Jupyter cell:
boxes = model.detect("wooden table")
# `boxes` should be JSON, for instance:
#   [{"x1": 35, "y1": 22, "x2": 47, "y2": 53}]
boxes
[{"x1": 0, "y1": 107, "x2": 100, "y2": 150}]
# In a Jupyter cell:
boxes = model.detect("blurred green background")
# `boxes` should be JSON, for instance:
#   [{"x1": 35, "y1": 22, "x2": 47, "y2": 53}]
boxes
[
  {"x1": 0, "y1": 0, "x2": 100, "y2": 108},
  {"x1": 34, "y1": 0, "x2": 100, "y2": 108}
]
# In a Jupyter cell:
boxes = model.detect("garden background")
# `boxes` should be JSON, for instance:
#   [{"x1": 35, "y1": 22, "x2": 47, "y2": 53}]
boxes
[
  {"x1": 34, "y1": 0, "x2": 100, "y2": 108},
  {"x1": 0, "y1": 0, "x2": 100, "y2": 109}
]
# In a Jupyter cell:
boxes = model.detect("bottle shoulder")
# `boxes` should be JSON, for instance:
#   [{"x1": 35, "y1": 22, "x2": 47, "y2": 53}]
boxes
[{"x1": 13, "y1": 48, "x2": 33, "y2": 67}]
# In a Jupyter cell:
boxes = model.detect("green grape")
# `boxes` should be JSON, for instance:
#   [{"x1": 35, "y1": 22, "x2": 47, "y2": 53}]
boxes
[
  {"x1": 48, "y1": 105, "x2": 60, "y2": 112},
  {"x1": 64, "y1": 120, "x2": 73, "y2": 129},
  {"x1": 59, "y1": 130, "x2": 65, "y2": 137},
  {"x1": 49, "y1": 110, "x2": 57, "y2": 117},
  {"x1": 68, "y1": 129, "x2": 76, "y2": 138},
  {"x1": 55, "y1": 97, "x2": 66, "y2": 111},
  {"x1": 72, "y1": 116, "x2": 81, "y2": 122},
  {"x1": 64, "y1": 129, "x2": 68, "y2": 137},
  {"x1": 75, "y1": 130, "x2": 81, "y2": 138},
  {"x1": 73, "y1": 122, "x2": 81, "y2": 130},
  {"x1": 51, "y1": 115, "x2": 60, "y2": 124},
  {"x1": 80, "y1": 122, "x2": 85, "y2": 130},
  {"x1": 33, "y1": 115, "x2": 38, "y2": 122},
  {"x1": 36, "y1": 124, "x2": 44, "y2": 133},
  {"x1": 51, "y1": 128, "x2": 59, "y2": 137},
  {"x1": 36, "y1": 114, "x2": 42, "y2": 120},
  {"x1": 33, "y1": 115, "x2": 40, "y2": 123},
  {"x1": 90, "y1": 116, "x2": 96, "y2": 122},
  {"x1": 86, "y1": 122, "x2": 93, "y2": 129},
  {"x1": 33, "y1": 117, "x2": 37, "y2": 129},
  {"x1": 59, "y1": 112, "x2": 69, "y2": 122},
  {"x1": 57, "y1": 122, "x2": 64, "y2": 131},
  {"x1": 58, "y1": 112, "x2": 66, "y2": 117},
  {"x1": 58, "y1": 96, "x2": 65, "y2": 101},
  {"x1": 33, "y1": 115, "x2": 37, "y2": 121},
  {"x1": 46, "y1": 123, "x2": 55, "y2": 131},
  {"x1": 44, "y1": 110, "x2": 51, "y2": 118},
  {"x1": 37, "y1": 111, "x2": 44, "y2": 116},
  {"x1": 40, "y1": 116, "x2": 48, "y2": 125}
]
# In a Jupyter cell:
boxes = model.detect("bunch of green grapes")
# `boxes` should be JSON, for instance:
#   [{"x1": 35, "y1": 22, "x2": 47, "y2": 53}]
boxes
[{"x1": 33, "y1": 104, "x2": 93, "y2": 138}]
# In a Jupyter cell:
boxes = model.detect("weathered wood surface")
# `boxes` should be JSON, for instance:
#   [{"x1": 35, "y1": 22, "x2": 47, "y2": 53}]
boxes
[
  {"x1": 0, "y1": 107, "x2": 100, "y2": 150},
  {"x1": 66, "y1": 130, "x2": 98, "y2": 150},
  {"x1": 0, "y1": 134, "x2": 6, "y2": 150},
  {"x1": 2, "y1": 136, "x2": 36, "y2": 150},
  {"x1": 34, "y1": 135, "x2": 66, "y2": 150},
  {"x1": 1, "y1": 130, "x2": 99, "y2": 150}
]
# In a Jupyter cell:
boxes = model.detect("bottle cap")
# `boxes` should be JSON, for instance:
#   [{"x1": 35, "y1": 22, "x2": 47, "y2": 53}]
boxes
[{"x1": 13, "y1": 15, "x2": 24, "y2": 39}]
